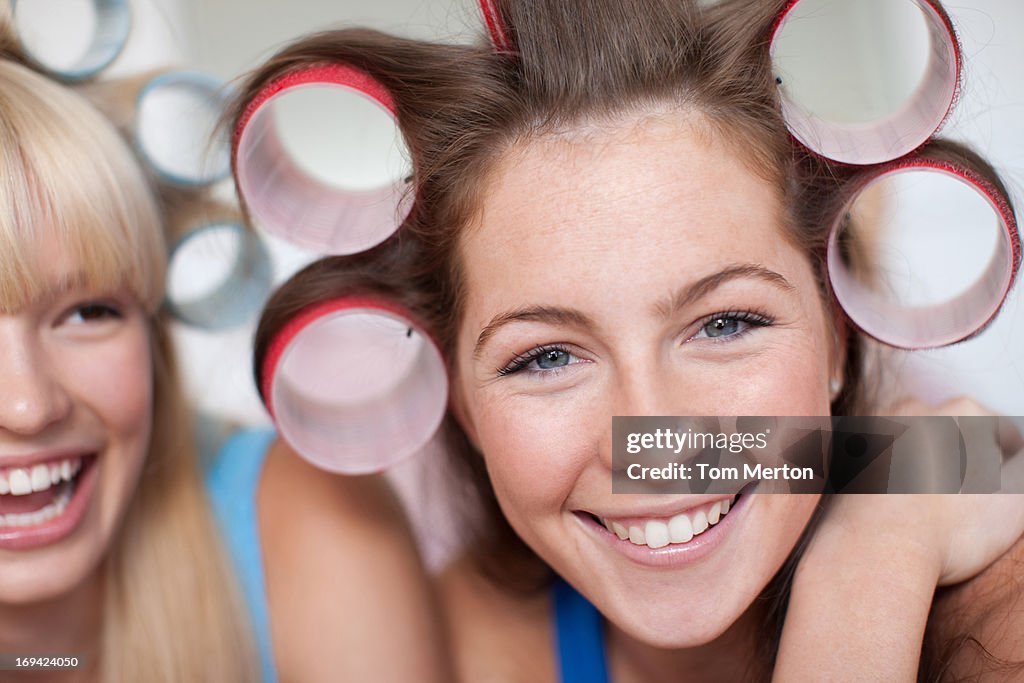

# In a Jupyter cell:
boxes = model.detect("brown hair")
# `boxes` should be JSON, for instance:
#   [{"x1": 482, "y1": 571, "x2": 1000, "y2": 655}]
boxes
[{"x1": 238, "y1": 0, "x2": 1018, "y2": 676}]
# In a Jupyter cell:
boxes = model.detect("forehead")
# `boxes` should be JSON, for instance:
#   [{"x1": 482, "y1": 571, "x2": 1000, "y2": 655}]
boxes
[{"x1": 460, "y1": 113, "x2": 794, "y2": 313}]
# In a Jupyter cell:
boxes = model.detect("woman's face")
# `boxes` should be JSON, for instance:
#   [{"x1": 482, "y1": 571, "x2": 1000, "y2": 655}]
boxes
[
  {"x1": 454, "y1": 111, "x2": 835, "y2": 647},
  {"x1": 0, "y1": 234, "x2": 153, "y2": 604}
]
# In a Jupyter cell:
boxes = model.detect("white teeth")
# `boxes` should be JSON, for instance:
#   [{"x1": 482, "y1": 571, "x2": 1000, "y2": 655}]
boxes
[
  {"x1": 30, "y1": 465, "x2": 51, "y2": 492},
  {"x1": 8, "y1": 469, "x2": 32, "y2": 496},
  {"x1": 0, "y1": 487, "x2": 71, "y2": 528},
  {"x1": 707, "y1": 502, "x2": 721, "y2": 525},
  {"x1": 668, "y1": 513, "x2": 694, "y2": 543},
  {"x1": 645, "y1": 520, "x2": 670, "y2": 549},
  {"x1": 602, "y1": 497, "x2": 737, "y2": 549},
  {"x1": 692, "y1": 509, "x2": 709, "y2": 534},
  {"x1": 0, "y1": 457, "x2": 84, "y2": 496}
]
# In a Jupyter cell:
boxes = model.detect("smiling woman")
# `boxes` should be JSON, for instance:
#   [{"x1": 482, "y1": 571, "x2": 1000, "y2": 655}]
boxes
[
  {"x1": 0, "y1": 39, "x2": 452, "y2": 682},
  {"x1": 237, "y1": 0, "x2": 1024, "y2": 680},
  {"x1": 0, "y1": 58, "x2": 258, "y2": 681}
]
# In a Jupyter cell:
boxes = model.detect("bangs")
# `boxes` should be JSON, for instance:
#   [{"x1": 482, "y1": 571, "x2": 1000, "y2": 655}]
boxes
[{"x1": 0, "y1": 62, "x2": 166, "y2": 314}]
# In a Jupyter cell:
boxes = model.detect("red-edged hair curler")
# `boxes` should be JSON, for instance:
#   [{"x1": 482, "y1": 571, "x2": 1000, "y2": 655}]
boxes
[
  {"x1": 259, "y1": 297, "x2": 448, "y2": 474},
  {"x1": 480, "y1": 0, "x2": 513, "y2": 53},
  {"x1": 770, "y1": 0, "x2": 960, "y2": 165},
  {"x1": 827, "y1": 157, "x2": 1021, "y2": 349},
  {"x1": 233, "y1": 64, "x2": 413, "y2": 256}
]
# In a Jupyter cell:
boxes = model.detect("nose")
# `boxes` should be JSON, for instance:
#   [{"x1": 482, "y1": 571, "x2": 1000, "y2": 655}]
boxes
[
  {"x1": 0, "y1": 325, "x2": 72, "y2": 436},
  {"x1": 598, "y1": 365, "x2": 683, "y2": 471}
]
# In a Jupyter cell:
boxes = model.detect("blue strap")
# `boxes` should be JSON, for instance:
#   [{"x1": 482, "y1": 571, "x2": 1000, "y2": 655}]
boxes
[
  {"x1": 205, "y1": 427, "x2": 278, "y2": 683},
  {"x1": 552, "y1": 576, "x2": 610, "y2": 683}
]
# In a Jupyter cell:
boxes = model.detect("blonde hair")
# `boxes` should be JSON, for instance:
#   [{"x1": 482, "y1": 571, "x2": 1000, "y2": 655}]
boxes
[{"x1": 0, "y1": 60, "x2": 258, "y2": 682}]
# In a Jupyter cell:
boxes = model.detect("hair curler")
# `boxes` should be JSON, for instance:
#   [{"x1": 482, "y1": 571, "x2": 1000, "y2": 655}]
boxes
[
  {"x1": 11, "y1": 0, "x2": 130, "y2": 82},
  {"x1": 233, "y1": 64, "x2": 413, "y2": 256},
  {"x1": 165, "y1": 221, "x2": 273, "y2": 330},
  {"x1": 135, "y1": 71, "x2": 233, "y2": 187},
  {"x1": 770, "y1": 0, "x2": 960, "y2": 165},
  {"x1": 480, "y1": 0, "x2": 513, "y2": 53},
  {"x1": 260, "y1": 297, "x2": 449, "y2": 474},
  {"x1": 827, "y1": 157, "x2": 1020, "y2": 349}
]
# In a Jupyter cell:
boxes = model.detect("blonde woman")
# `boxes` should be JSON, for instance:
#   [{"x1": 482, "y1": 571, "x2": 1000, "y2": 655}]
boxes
[{"x1": 0, "y1": 56, "x2": 448, "y2": 683}]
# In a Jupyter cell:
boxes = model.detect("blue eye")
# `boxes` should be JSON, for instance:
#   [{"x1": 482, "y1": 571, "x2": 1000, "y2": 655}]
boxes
[
  {"x1": 536, "y1": 348, "x2": 571, "y2": 369},
  {"x1": 498, "y1": 345, "x2": 580, "y2": 377},
  {"x1": 692, "y1": 311, "x2": 772, "y2": 342}
]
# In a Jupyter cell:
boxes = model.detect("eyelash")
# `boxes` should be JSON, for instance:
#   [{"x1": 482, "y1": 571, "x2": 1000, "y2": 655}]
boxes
[
  {"x1": 689, "y1": 309, "x2": 774, "y2": 344},
  {"x1": 63, "y1": 301, "x2": 123, "y2": 325},
  {"x1": 497, "y1": 344, "x2": 577, "y2": 377},
  {"x1": 496, "y1": 310, "x2": 775, "y2": 377}
]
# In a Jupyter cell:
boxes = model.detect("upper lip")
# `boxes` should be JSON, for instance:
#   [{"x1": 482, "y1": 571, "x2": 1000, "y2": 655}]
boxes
[
  {"x1": 0, "y1": 449, "x2": 95, "y2": 470},
  {"x1": 578, "y1": 494, "x2": 737, "y2": 521}
]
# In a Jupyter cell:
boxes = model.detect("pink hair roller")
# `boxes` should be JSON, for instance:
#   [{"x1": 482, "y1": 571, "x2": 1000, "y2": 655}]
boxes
[
  {"x1": 233, "y1": 64, "x2": 413, "y2": 255},
  {"x1": 771, "y1": 0, "x2": 961, "y2": 165},
  {"x1": 260, "y1": 297, "x2": 448, "y2": 474},
  {"x1": 827, "y1": 158, "x2": 1021, "y2": 349}
]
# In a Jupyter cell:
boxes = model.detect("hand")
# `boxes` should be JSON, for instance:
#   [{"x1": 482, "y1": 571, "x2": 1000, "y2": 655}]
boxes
[
  {"x1": 773, "y1": 397, "x2": 1024, "y2": 682},
  {"x1": 882, "y1": 397, "x2": 1024, "y2": 585}
]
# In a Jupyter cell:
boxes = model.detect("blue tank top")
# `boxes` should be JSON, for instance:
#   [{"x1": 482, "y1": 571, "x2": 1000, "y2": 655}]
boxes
[
  {"x1": 205, "y1": 427, "x2": 278, "y2": 683},
  {"x1": 552, "y1": 577, "x2": 610, "y2": 683}
]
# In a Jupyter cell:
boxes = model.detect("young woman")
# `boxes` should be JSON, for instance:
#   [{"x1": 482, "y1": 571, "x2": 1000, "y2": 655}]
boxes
[
  {"x1": 236, "y1": 0, "x2": 1024, "y2": 680},
  {"x1": 0, "y1": 46, "x2": 449, "y2": 683}
]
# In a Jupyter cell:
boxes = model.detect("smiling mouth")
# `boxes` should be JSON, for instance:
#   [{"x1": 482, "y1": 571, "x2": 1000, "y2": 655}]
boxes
[
  {"x1": 585, "y1": 492, "x2": 745, "y2": 550},
  {"x1": 0, "y1": 457, "x2": 90, "y2": 529}
]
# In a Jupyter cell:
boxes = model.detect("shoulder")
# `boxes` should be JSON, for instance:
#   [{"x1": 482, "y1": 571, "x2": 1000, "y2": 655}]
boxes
[
  {"x1": 929, "y1": 535, "x2": 1024, "y2": 680},
  {"x1": 257, "y1": 438, "x2": 452, "y2": 682},
  {"x1": 438, "y1": 554, "x2": 556, "y2": 683}
]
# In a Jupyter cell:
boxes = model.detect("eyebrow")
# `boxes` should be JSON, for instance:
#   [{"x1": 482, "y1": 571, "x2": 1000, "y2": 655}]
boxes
[
  {"x1": 652, "y1": 263, "x2": 795, "y2": 320},
  {"x1": 472, "y1": 263, "x2": 795, "y2": 358},
  {"x1": 474, "y1": 306, "x2": 594, "y2": 359}
]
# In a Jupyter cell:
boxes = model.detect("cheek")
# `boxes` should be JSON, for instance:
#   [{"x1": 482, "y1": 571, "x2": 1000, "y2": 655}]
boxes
[
  {"x1": 64, "y1": 323, "x2": 154, "y2": 445},
  {"x1": 469, "y1": 393, "x2": 592, "y2": 530}
]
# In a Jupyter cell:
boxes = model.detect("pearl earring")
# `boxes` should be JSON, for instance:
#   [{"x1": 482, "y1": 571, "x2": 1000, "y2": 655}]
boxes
[{"x1": 829, "y1": 377, "x2": 842, "y2": 400}]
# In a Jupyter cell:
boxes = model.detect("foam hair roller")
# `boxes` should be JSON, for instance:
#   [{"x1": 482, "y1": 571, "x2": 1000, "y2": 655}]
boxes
[
  {"x1": 770, "y1": 0, "x2": 960, "y2": 165},
  {"x1": 233, "y1": 64, "x2": 414, "y2": 256},
  {"x1": 480, "y1": 0, "x2": 513, "y2": 52},
  {"x1": 10, "y1": 0, "x2": 130, "y2": 82},
  {"x1": 135, "y1": 71, "x2": 233, "y2": 187},
  {"x1": 165, "y1": 221, "x2": 273, "y2": 330},
  {"x1": 827, "y1": 158, "x2": 1021, "y2": 349},
  {"x1": 260, "y1": 297, "x2": 449, "y2": 474}
]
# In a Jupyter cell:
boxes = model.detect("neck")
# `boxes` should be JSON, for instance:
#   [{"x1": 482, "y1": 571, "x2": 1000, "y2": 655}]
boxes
[
  {"x1": 0, "y1": 567, "x2": 104, "y2": 683},
  {"x1": 608, "y1": 599, "x2": 770, "y2": 683}
]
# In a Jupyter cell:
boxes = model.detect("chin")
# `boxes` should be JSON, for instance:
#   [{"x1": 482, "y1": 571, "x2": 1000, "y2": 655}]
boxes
[
  {"x1": 0, "y1": 541, "x2": 104, "y2": 606},
  {"x1": 589, "y1": 565, "x2": 767, "y2": 649}
]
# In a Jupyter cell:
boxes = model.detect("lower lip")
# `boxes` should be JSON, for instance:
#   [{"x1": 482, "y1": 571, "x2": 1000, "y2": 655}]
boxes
[
  {"x1": 0, "y1": 457, "x2": 99, "y2": 551},
  {"x1": 577, "y1": 492, "x2": 752, "y2": 569}
]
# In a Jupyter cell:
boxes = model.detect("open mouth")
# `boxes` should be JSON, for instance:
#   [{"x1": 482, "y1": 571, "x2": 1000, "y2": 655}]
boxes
[
  {"x1": 0, "y1": 456, "x2": 93, "y2": 531},
  {"x1": 581, "y1": 482, "x2": 757, "y2": 554},
  {"x1": 588, "y1": 495, "x2": 737, "y2": 549}
]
